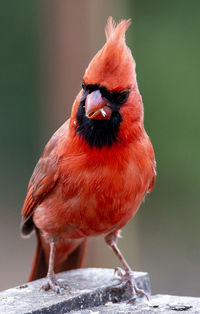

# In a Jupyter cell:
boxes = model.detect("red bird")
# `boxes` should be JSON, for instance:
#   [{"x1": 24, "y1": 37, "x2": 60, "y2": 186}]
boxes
[{"x1": 21, "y1": 17, "x2": 156, "y2": 301}]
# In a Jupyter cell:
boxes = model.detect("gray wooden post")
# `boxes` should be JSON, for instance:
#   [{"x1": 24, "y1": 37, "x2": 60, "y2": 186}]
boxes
[{"x1": 0, "y1": 268, "x2": 200, "y2": 313}]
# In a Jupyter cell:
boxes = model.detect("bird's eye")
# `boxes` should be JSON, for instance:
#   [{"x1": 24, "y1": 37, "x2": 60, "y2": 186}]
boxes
[
  {"x1": 82, "y1": 82, "x2": 86, "y2": 90},
  {"x1": 117, "y1": 89, "x2": 130, "y2": 104}
]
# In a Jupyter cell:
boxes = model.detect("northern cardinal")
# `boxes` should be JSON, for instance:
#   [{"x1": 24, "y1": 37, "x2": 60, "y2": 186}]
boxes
[{"x1": 21, "y1": 17, "x2": 156, "y2": 301}]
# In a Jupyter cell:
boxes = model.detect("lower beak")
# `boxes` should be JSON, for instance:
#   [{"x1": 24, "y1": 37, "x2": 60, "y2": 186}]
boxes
[{"x1": 85, "y1": 90, "x2": 112, "y2": 120}]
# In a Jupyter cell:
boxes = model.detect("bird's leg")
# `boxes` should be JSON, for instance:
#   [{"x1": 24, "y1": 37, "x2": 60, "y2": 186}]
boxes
[
  {"x1": 41, "y1": 239, "x2": 64, "y2": 294},
  {"x1": 105, "y1": 230, "x2": 150, "y2": 303}
]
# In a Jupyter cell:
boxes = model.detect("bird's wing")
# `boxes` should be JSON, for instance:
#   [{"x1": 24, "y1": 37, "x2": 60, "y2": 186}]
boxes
[
  {"x1": 21, "y1": 121, "x2": 69, "y2": 235},
  {"x1": 22, "y1": 154, "x2": 59, "y2": 219}
]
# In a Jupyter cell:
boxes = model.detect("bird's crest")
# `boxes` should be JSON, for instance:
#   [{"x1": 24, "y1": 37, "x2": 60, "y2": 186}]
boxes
[
  {"x1": 105, "y1": 16, "x2": 131, "y2": 42},
  {"x1": 83, "y1": 17, "x2": 135, "y2": 91}
]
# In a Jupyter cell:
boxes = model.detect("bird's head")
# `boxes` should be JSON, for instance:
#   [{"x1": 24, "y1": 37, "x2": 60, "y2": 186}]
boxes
[{"x1": 71, "y1": 17, "x2": 144, "y2": 148}]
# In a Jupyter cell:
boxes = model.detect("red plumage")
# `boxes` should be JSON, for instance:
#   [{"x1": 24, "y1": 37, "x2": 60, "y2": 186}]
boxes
[{"x1": 21, "y1": 17, "x2": 156, "y2": 299}]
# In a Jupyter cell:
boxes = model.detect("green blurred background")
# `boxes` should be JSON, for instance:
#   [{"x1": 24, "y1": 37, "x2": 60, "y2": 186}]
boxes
[{"x1": 0, "y1": 0, "x2": 200, "y2": 296}]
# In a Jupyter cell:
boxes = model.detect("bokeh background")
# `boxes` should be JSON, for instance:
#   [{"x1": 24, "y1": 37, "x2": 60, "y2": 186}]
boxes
[{"x1": 1, "y1": 0, "x2": 200, "y2": 297}]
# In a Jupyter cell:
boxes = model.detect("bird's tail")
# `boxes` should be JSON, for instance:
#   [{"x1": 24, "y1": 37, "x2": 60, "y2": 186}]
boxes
[{"x1": 28, "y1": 232, "x2": 87, "y2": 282}]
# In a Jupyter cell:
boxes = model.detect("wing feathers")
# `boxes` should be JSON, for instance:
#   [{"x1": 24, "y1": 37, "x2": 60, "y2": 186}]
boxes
[{"x1": 20, "y1": 122, "x2": 70, "y2": 235}]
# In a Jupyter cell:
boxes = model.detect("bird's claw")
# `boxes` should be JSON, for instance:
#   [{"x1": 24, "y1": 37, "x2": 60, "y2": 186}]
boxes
[
  {"x1": 114, "y1": 266, "x2": 124, "y2": 278},
  {"x1": 41, "y1": 273, "x2": 65, "y2": 294},
  {"x1": 114, "y1": 268, "x2": 150, "y2": 303},
  {"x1": 41, "y1": 281, "x2": 64, "y2": 294}
]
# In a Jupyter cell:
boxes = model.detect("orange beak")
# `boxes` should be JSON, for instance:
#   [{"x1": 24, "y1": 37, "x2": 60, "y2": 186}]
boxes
[{"x1": 85, "y1": 90, "x2": 112, "y2": 120}]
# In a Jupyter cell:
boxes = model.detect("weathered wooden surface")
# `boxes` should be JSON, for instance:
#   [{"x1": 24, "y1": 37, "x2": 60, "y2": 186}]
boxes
[
  {"x1": 69, "y1": 295, "x2": 200, "y2": 313},
  {"x1": 0, "y1": 268, "x2": 150, "y2": 314},
  {"x1": 1, "y1": 268, "x2": 200, "y2": 313}
]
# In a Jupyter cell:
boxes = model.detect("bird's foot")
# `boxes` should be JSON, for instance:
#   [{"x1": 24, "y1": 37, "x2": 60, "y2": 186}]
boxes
[
  {"x1": 114, "y1": 267, "x2": 150, "y2": 304},
  {"x1": 41, "y1": 272, "x2": 65, "y2": 294}
]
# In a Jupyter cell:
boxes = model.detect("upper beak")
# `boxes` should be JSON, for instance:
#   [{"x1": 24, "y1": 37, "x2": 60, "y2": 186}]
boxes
[{"x1": 85, "y1": 90, "x2": 112, "y2": 120}]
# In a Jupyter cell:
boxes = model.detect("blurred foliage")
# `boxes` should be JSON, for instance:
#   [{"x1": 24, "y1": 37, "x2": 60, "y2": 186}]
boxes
[
  {"x1": 0, "y1": 1, "x2": 39, "y2": 206},
  {"x1": 129, "y1": 0, "x2": 200, "y2": 296},
  {"x1": 133, "y1": 0, "x2": 200, "y2": 198}
]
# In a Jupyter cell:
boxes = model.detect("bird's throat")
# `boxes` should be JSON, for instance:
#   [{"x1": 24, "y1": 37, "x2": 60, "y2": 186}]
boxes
[{"x1": 76, "y1": 97, "x2": 122, "y2": 148}]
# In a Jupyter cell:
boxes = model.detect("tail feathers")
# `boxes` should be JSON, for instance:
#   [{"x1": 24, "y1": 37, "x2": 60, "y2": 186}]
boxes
[
  {"x1": 28, "y1": 234, "x2": 47, "y2": 282},
  {"x1": 28, "y1": 235, "x2": 88, "y2": 282},
  {"x1": 54, "y1": 238, "x2": 87, "y2": 274}
]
